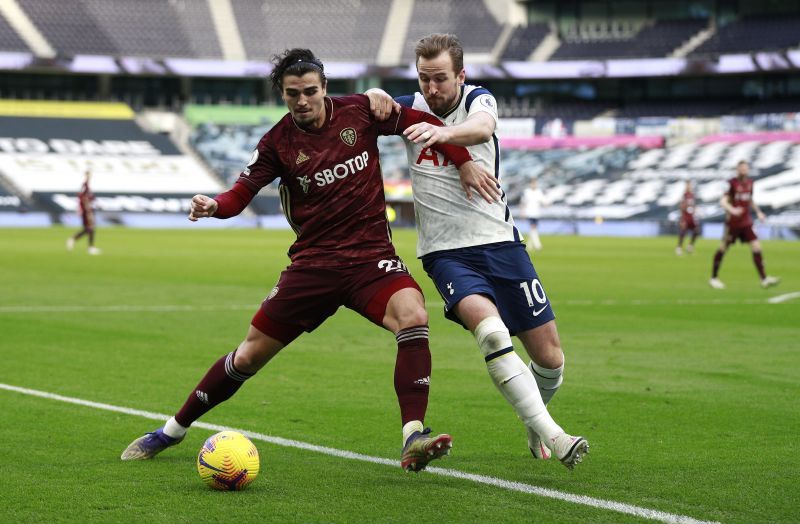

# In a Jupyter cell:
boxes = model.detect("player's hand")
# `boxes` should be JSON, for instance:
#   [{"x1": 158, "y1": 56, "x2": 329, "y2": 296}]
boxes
[
  {"x1": 365, "y1": 88, "x2": 399, "y2": 122},
  {"x1": 188, "y1": 194, "x2": 218, "y2": 221},
  {"x1": 403, "y1": 122, "x2": 450, "y2": 148},
  {"x1": 457, "y1": 161, "x2": 501, "y2": 203},
  {"x1": 757, "y1": 211, "x2": 766, "y2": 222},
  {"x1": 729, "y1": 207, "x2": 744, "y2": 216}
]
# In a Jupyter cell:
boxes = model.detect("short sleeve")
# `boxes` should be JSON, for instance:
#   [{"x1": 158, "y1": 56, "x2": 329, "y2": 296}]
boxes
[{"x1": 465, "y1": 88, "x2": 499, "y2": 125}]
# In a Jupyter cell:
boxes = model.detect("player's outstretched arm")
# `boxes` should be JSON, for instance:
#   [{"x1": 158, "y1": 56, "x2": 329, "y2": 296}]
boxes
[
  {"x1": 188, "y1": 194, "x2": 218, "y2": 221},
  {"x1": 383, "y1": 105, "x2": 499, "y2": 203},
  {"x1": 404, "y1": 111, "x2": 495, "y2": 148},
  {"x1": 189, "y1": 182, "x2": 257, "y2": 221}
]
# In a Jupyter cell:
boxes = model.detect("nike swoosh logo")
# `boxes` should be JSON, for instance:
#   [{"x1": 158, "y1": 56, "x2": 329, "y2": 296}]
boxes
[{"x1": 533, "y1": 304, "x2": 549, "y2": 317}]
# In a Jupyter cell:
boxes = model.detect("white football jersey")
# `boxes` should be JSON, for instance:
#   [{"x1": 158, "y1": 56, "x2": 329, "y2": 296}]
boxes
[{"x1": 398, "y1": 85, "x2": 520, "y2": 257}]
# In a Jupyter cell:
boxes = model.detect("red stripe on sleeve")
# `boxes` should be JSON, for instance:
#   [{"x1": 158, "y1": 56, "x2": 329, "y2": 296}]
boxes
[{"x1": 396, "y1": 107, "x2": 473, "y2": 167}]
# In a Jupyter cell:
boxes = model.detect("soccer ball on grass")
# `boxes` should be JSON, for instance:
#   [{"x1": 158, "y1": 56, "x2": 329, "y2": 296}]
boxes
[{"x1": 197, "y1": 431, "x2": 260, "y2": 491}]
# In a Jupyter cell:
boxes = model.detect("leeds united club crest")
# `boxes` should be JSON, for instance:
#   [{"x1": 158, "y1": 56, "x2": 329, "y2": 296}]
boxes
[{"x1": 340, "y1": 127, "x2": 356, "y2": 146}]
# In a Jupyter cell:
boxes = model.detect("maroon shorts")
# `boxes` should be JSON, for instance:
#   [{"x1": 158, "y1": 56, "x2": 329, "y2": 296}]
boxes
[
  {"x1": 251, "y1": 255, "x2": 421, "y2": 345},
  {"x1": 724, "y1": 223, "x2": 757, "y2": 244},
  {"x1": 680, "y1": 214, "x2": 697, "y2": 231}
]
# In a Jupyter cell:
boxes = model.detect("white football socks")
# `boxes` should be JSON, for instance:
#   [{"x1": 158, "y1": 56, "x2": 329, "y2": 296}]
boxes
[
  {"x1": 474, "y1": 317, "x2": 563, "y2": 442},
  {"x1": 528, "y1": 230, "x2": 542, "y2": 251},
  {"x1": 529, "y1": 360, "x2": 564, "y2": 405},
  {"x1": 163, "y1": 417, "x2": 188, "y2": 439}
]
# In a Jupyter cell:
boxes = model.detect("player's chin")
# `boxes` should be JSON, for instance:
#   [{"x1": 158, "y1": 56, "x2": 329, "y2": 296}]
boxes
[{"x1": 293, "y1": 112, "x2": 314, "y2": 126}]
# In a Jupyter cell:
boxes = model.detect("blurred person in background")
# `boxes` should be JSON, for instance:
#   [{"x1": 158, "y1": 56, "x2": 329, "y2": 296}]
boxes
[
  {"x1": 676, "y1": 180, "x2": 698, "y2": 255},
  {"x1": 709, "y1": 160, "x2": 779, "y2": 289},
  {"x1": 66, "y1": 169, "x2": 101, "y2": 255},
  {"x1": 520, "y1": 177, "x2": 549, "y2": 252}
]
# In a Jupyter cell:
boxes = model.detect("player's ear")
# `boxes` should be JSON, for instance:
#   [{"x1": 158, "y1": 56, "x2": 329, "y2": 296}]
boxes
[{"x1": 457, "y1": 68, "x2": 466, "y2": 84}]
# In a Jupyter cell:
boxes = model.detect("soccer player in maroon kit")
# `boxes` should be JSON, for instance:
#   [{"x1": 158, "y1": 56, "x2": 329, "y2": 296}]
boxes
[
  {"x1": 122, "y1": 49, "x2": 495, "y2": 472},
  {"x1": 675, "y1": 180, "x2": 698, "y2": 255},
  {"x1": 66, "y1": 169, "x2": 101, "y2": 255},
  {"x1": 709, "y1": 160, "x2": 780, "y2": 289}
]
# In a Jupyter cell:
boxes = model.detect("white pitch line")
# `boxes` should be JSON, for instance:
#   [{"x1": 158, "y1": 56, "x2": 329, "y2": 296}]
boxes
[
  {"x1": 0, "y1": 382, "x2": 716, "y2": 524},
  {"x1": 0, "y1": 304, "x2": 257, "y2": 313},
  {"x1": 767, "y1": 292, "x2": 800, "y2": 304}
]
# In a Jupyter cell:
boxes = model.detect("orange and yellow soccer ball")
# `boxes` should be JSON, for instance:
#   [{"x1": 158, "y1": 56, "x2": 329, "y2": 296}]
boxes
[{"x1": 197, "y1": 431, "x2": 260, "y2": 491}]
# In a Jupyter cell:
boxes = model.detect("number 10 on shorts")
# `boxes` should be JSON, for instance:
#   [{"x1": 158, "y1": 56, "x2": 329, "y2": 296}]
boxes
[{"x1": 520, "y1": 279, "x2": 547, "y2": 307}]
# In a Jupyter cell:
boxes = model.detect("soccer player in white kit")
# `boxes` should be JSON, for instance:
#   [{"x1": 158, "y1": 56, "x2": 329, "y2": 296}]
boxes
[
  {"x1": 520, "y1": 177, "x2": 549, "y2": 252},
  {"x1": 367, "y1": 34, "x2": 588, "y2": 469}
]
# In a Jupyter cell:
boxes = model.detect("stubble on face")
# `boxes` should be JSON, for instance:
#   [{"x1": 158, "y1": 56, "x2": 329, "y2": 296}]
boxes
[
  {"x1": 417, "y1": 51, "x2": 463, "y2": 116},
  {"x1": 282, "y1": 72, "x2": 327, "y2": 130}
]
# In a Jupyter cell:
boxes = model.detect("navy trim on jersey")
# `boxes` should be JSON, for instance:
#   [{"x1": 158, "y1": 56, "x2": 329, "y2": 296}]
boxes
[
  {"x1": 464, "y1": 87, "x2": 492, "y2": 112},
  {"x1": 442, "y1": 86, "x2": 465, "y2": 118},
  {"x1": 490, "y1": 134, "x2": 521, "y2": 242},
  {"x1": 395, "y1": 95, "x2": 415, "y2": 108}
]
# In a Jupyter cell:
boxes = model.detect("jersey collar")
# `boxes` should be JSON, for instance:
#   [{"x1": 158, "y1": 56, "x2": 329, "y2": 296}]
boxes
[{"x1": 439, "y1": 85, "x2": 464, "y2": 119}]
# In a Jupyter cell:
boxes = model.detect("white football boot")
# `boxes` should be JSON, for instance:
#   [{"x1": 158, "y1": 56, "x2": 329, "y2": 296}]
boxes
[{"x1": 548, "y1": 432, "x2": 589, "y2": 470}]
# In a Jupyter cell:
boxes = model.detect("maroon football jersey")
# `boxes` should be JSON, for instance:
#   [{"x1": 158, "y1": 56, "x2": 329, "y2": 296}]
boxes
[
  {"x1": 726, "y1": 177, "x2": 753, "y2": 227},
  {"x1": 680, "y1": 190, "x2": 695, "y2": 219},
  {"x1": 78, "y1": 182, "x2": 93, "y2": 215},
  {"x1": 233, "y1": 94, "x2": 468, "y2": 267}
]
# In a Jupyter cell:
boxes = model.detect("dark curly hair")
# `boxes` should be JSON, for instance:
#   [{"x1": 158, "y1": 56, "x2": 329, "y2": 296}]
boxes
[{"x1": 269, "y1": 48, "x2": 326, "y2": 92}]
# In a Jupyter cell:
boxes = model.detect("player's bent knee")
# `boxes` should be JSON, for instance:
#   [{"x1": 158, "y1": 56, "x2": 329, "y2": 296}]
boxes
[
  {"x1": 474, "y1": 316, "x2": 513, "y2": 358},
  {"x1": 535, "y1": 345, "x2": 564, "y2": 370},
  {"x1": 385, "y1": 289, "x2": 428, "y2": 330},
  {"x1": 397, "y1": 306, "x2": 428, "y2": 330}
]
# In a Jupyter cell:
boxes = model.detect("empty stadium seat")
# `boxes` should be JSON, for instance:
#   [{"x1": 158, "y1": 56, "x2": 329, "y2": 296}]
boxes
[{"x1": 692, "y1": 14, "x2": 800, "y2": 56}]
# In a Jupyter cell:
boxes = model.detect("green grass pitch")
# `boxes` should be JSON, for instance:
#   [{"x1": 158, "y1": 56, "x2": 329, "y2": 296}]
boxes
[{"x1": 1, "y1": 227, "x2": 797, "y2": 523}]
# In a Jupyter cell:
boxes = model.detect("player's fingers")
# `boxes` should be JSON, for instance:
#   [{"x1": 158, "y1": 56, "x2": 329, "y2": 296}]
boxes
[
  {"x1": 415, "y1": 129, "x2": 434, "y2": 144},
  {"x1": 403, "y1": 123, "x2": 421, "y2": 137},
  {"x1": 191, "y1": 195, "x2": 208, "y2": 209},
  {"x1": 377, "y1": 101, "x2": 391, "y2": 121},
  {"x1": 471, "y1": 180, "x2": 494, "y2": 204},
  {"x1": 477, "y1": 185, "x2": 495, "y2": 204},
  {"x1": 462, "y1": 182, "x2": 473, "y2": 201},
  {"x1": 422, "y1": 128, "x2": 440, "y2": 146},
  {"x1": 487, "y1": 180, "x2": 502, "y2": 201}
]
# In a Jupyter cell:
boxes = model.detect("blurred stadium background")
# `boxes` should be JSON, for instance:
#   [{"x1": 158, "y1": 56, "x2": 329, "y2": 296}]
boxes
[{"x1": 1, "y1": 0, "x2": 799, "y2": 239}]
